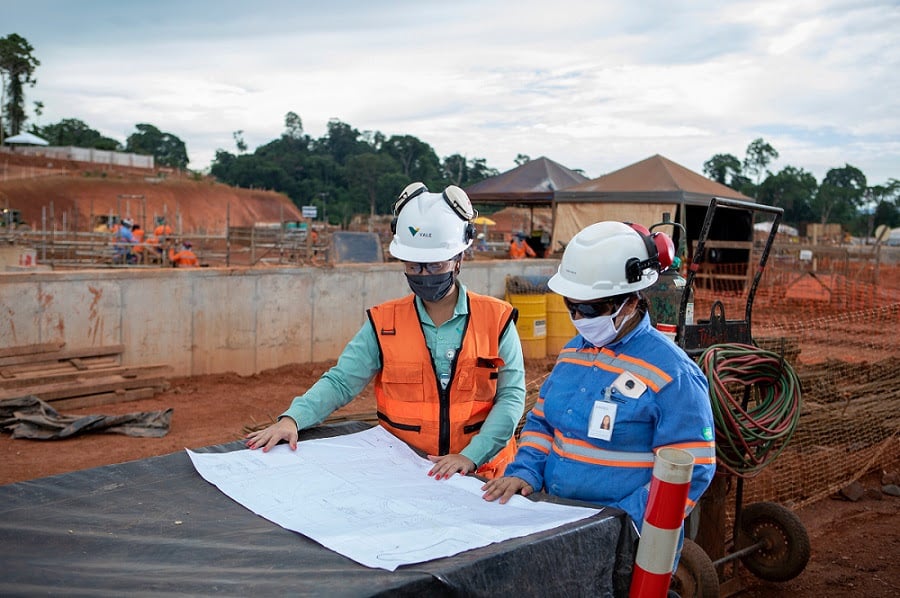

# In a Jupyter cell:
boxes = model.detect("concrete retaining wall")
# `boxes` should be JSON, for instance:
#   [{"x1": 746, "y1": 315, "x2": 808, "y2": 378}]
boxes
[{"x1": 1, "y1": 260, "x2": 558, "y2": 376}]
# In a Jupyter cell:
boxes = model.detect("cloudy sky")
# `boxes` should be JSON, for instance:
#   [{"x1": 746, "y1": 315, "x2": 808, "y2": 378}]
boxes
[{"x1": 10, "y1": 0, "x2": 900, "y2": 185}]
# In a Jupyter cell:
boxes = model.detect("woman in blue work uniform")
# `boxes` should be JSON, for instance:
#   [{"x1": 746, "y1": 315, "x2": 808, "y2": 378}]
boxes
[{"x1": 482, "y1": 221, "x2": 716, "y2": 550}]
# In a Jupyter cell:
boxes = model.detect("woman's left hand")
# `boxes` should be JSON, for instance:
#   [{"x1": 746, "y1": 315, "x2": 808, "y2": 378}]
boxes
[{"x1": 426, "y1": 453, "x2": 475, "y2": 480}]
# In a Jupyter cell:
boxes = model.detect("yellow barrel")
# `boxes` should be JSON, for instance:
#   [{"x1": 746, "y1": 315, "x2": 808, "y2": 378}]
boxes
[
  {"x1": 507, "y1": 293, "x2": 547, "y2": 359},
  {"x1": 546, "y1": 293, "x2": 576, "y2": 356}
]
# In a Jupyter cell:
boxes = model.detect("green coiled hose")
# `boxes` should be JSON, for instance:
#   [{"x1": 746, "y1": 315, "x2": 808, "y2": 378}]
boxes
[{"x1": 698, "y1": 343, "x2": 802, "y2": 477}]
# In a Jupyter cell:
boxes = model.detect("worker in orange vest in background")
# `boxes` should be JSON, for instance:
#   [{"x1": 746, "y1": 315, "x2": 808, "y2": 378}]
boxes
[
  {"x1": 131, "y1": 224, "x2": 146, "y2": 263},
  {"x1": 148, "y1": 216, "x2": 174, "y2": 261},
  {"x1": 508, "y1": 232, "x2": 536, "y2": 259},
  {"x1": 169, "y1": 240, "x2": 199, "y2": 267}
]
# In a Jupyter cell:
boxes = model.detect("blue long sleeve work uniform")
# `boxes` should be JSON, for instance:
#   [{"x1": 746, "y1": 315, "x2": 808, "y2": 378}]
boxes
[{"x1": 505, "y1": 312, "x2": 716, "y2": 532}]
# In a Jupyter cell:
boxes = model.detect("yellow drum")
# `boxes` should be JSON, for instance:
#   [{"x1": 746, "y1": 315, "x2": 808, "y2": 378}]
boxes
[
  {"x1": 546, "y1": 293, "x2": 576, "y2": 356},
  {"x1": 507, "y1": 293, "x2": 547, "y2": 359}
]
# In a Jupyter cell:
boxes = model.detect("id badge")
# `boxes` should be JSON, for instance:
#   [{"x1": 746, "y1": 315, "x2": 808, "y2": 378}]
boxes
[{"x1": 588, "y1": 400, "x2": 617, "y2": 441}]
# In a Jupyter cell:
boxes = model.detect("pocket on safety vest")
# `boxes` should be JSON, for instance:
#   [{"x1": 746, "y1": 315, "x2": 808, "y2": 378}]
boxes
[
  {"x1": 381, "y1": 362, "x2": 425, "y2": 401},
  {"x1": 468, "y1": 355, "x2": 503, "y2": 400}
]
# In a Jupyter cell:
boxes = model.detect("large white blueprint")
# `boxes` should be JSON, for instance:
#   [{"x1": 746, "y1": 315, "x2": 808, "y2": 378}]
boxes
[{"x1": 187, "y1": 426, "x2": 601, "y2": 571}]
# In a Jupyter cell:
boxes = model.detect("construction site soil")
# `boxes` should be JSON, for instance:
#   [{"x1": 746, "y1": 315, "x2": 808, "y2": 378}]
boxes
[{"x1": 1, "y1": 360, "x2": 897, "y2": 597}]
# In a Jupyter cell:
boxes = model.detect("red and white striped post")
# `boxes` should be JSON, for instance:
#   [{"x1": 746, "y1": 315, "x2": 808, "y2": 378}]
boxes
[{"x1": 629, "y1": 447, "x2": 695, "y2": 598}]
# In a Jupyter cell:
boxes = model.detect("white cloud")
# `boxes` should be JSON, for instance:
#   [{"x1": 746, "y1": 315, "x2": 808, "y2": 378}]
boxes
[{"x1": 11, "y1": 0, "x2": 900, "y2": 184}]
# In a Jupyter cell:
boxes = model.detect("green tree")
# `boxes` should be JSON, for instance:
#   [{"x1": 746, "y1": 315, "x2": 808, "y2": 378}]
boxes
[
  {"x1": 36, "y1": 118, "x2": 122, "y2": 150},
  {"x1": 346, "y1": 153, "x2": 402, "y2": 221},
  {"x1": 867, "y1": 179, "x2": 900, "y2": 233},
  {"x1": 812, "y1": 164, "x2": 867, "y2": 225},
  {"x1": 743, "y1": 138, "x2": 779, "y2": 193},
  {"x1": 465, "y1": 157, "x2": 499, "y2": 184},
  {"x1": 442, "y1": 154, "x2": 468, "y2": 186},
  {"x1": 756, "y1": 166, "x2": 818, "y2": 226},
  {"x1": 0, "y1": 33, "x2": 40, "y2": 139},
  {"x1": 284, "y1": 111, "x2": 304, "y2": 139},
  {"x1": 126, "y1": 123, "x2": 189, "y2": 169},
  {"x1": 702, "y1": 153, "x2": 743, "y2": 187},
  {"x1": 381, "y1": 134, "x2": 441, "y2": 184},
  {"x1": 233, "y1": 130, "x2": 247, "y2": 153},
  {"x1": 316, "y1": 119, "x2": 369, "y2": 165},
  {"x1": 514, "y1": 154, "x2": 531, "y2": 166}
]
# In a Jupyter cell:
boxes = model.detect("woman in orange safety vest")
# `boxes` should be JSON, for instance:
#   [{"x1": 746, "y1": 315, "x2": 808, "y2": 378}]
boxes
[{"x1": 245, "y1": 183, "x2": 527, "y2": 480}]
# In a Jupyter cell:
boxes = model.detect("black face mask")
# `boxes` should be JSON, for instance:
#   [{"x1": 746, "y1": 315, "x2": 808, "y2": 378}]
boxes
[{"x1": 405, "y1": 271, "x2": 455, "y2": 303}]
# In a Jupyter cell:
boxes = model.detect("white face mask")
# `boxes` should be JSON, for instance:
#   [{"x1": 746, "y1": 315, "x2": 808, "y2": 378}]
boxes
[{"x1": 571, "y1": 300, "x2": 630, "y2": 347}]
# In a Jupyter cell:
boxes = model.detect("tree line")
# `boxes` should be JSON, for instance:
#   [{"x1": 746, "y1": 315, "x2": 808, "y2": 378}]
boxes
[
  {"x1": 704, "y1": 138, "x2": 899, "y2": 237},
  {"x1": 3, "y1": 33, "x2": 898, "y2": 234}
]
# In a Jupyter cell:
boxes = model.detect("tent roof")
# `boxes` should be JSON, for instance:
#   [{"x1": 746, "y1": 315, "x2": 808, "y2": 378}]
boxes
[
  {"x1": 3, "y1": 132, "x2": 49, "y2": 146},
  {"x1": 555, "y1": 154, "x2": 753, "y2": 205},
  {"x1": 465, "y1": 156, "x2": 589, "y2": 204}
]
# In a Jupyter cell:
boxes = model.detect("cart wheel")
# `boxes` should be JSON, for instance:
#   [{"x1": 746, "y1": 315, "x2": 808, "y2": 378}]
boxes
[
  {"x1": 670, "y1": 539, "x2": 719, "y2": 597},
  {"x1": 736, "y1": 501, "x2": 810, "y2": 582}
]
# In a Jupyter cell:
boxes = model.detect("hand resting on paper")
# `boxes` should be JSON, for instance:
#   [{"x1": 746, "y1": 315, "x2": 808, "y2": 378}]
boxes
[
  {"x1": 245, "y1": 417, "x2": 299, "y2": 451},
  {"x1": 481, "y1": 475, "x2": 534, "y2": 503},
  {"x1": 426, "y1": 453, "x2": 475, "y2": 480}
]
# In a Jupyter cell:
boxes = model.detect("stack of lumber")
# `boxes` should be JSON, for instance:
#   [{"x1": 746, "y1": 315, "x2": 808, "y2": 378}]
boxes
[{"x1": 0, "y1": 343, "x2": 172, "y2": 410}]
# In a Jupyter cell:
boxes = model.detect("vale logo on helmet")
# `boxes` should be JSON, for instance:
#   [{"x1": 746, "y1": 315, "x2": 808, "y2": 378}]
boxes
[{"x1": 408, "y1": 225, "x2": 432, "y2": 238}]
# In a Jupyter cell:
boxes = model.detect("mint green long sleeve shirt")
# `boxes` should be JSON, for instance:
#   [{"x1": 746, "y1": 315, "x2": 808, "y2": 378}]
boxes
[{"x1": 281, "y1": 283, "x2": 526, "y2": 466}]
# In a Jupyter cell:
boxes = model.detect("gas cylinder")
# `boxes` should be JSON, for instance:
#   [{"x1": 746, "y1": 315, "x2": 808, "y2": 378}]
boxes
[{"x1": 644, "y1": 259, "x2": 694, "y2": 333}]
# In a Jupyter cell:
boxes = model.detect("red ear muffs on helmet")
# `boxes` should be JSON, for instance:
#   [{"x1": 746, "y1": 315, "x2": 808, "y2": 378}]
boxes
[{"x1": 624, "y1": 222, "x2": 674, "y2": 282}]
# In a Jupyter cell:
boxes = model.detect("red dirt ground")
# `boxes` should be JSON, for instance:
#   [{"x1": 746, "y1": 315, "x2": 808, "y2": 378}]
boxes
[{"x1": 1, "y1": 360, "x2": 897, "y2": 597}]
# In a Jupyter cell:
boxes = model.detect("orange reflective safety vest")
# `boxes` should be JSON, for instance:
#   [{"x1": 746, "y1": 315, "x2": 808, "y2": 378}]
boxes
[
  {"x1": 508, "y1": 239, "x2": 535, "y2": 259},
  {"x1": 368, "y1": 292, "x2": 518, "y2": 479},
  {"x1": 169, "y1": 248, "x2": 199, "y2": 267},
  {"x1": 132, "y1": 228, "x2": 146, "y2": 253}
]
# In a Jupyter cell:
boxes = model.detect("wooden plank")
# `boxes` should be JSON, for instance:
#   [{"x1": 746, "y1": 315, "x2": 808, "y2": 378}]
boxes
[
  {"x1": 0, "y1": 374, "x2": 169, "y2": 402},
  {"x1": 69, "y1": 358, "x2": 88, "y2": 371},
  {"x1": 0, "y1": 364, "x2": 172, "y2": 391},
  {"x1": 51, "y1": 386, "x2": 162, "y2": 410},
  {"x1": 0, "y1": 342, "x2": 66, "y2": 359},
  {"x1": 0, "y1": 356, "x2": 121, "y2": 378},
  {"x1": 0, "y1": 345, "x2": 125, "y2": 368}
]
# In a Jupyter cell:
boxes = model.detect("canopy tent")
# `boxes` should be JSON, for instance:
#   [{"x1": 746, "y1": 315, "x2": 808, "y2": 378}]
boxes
[
  {"x1": 465, "y1": 156, "x2": 588, "y2": 248},
  {"x1": 551, "y1": 154, "x2": 755, "y2": 253},
  {"x1": 466, "y1": 156, "x2": 589, "y2": 205},
  {"x1": 3, "y1": 132, "x2": 49, "y2": 146},
  {"x1": 754, "y1": 221, "x2": 799, "y2": 237}
]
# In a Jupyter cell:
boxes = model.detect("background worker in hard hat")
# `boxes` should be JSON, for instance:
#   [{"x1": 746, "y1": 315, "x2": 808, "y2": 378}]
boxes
[
  {"x1": 508, "y1": 231, "x2": 536, "y2": 259},
  {"x1": 112, "y1": 217, "x2": 137, "y2": 265},
  {"x1": 169, "y1": 240, "x2": 199, "y2": 267},
  {"x1": 148, "y1": 216, "x2": 174, "y2": 260},
  {"x1": 246, "y1": 182, "x2": 526, "y2": 480},
  {"x1": 482, "y1": 221, "x2": 715, "y2": 560}
]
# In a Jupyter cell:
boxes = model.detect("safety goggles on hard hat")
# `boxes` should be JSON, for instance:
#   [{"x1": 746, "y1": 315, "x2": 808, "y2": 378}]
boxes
[
  {"x1": 563, "y1": 297, "x2": 624, "y2": 319},
  {"x1": 393, "y1": 182, "x2": 477, "y2": 222}
]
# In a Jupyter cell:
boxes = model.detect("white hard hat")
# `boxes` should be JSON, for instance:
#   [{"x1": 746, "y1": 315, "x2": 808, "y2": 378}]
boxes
[
  {"x1": 389, "y1": 183, "x2": 475, "y2": 262},
  {"x1": 122, "y1": 218, "x2": 134, "y2": 228},
  {"x1": 548, "y1": 221, "x2": 660, "y2": 300}
]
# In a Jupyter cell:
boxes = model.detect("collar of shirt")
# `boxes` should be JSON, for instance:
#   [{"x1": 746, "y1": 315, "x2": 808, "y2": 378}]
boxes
[{"x1": 413, "y1": 282, "x2": 468, "y2": 326}]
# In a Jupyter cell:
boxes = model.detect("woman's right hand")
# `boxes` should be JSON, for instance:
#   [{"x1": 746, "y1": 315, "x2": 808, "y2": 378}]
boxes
[
  {"x1": 481, "y1": 475, "x2": 533, "y2": 504},
  {"x1": 245, "y1": 417, "x2": 299, "y2": 452}
]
